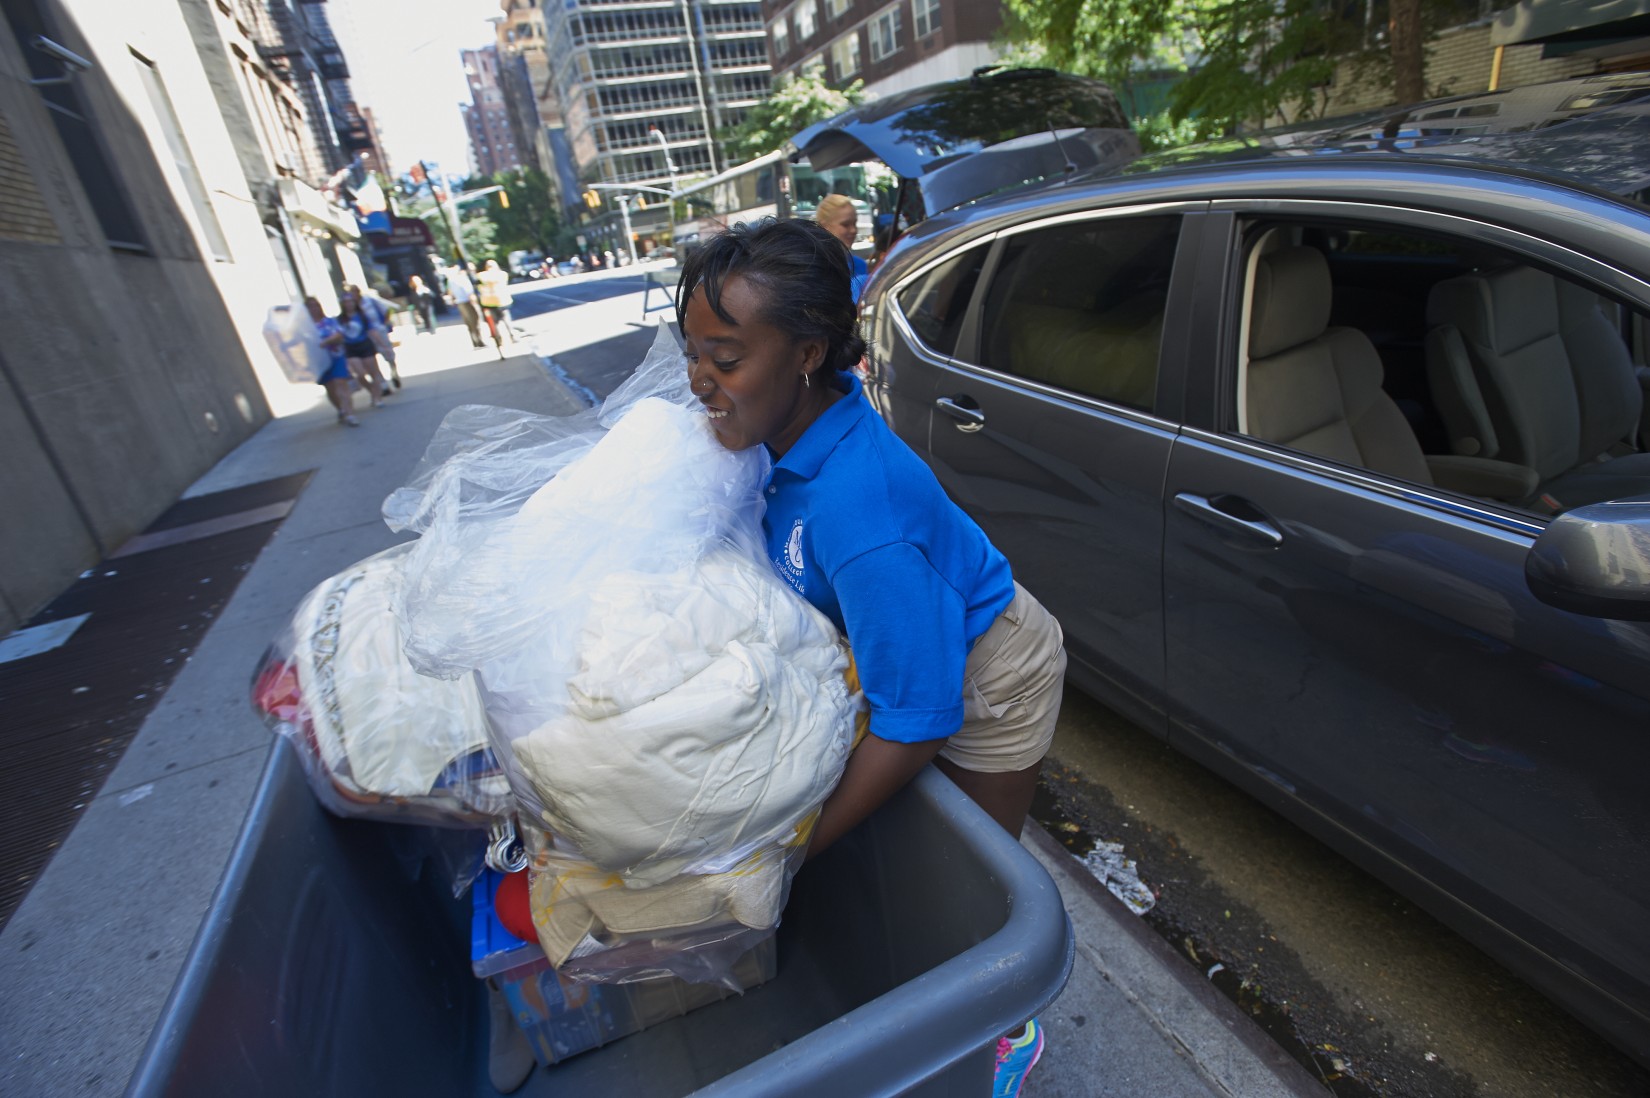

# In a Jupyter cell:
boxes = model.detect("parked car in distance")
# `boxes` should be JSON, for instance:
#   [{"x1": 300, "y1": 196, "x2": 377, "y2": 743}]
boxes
[
  {"x1": 856, "y1": 72, "x2": 1650, "y2": 1066},
  {"x1": 507, "y1": 250, "x2": 546, "y2": 281}
]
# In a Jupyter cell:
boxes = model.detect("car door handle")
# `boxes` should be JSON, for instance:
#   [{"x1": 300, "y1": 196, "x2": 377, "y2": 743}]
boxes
[
  {"x1": 935, "y1": 395, "x2": 985, "y2": 433},
  {"x1": 1173, "y1": 493, "x2": 1283, "y2": 548}
]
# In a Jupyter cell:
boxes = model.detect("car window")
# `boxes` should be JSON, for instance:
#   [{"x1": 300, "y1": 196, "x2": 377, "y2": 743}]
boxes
[
  {"x1": 894, "y1": 244, "x2": 988, "y2": 358},
  {"x1": 1234, "y1": 219, "x2": 1650, "y2": 518},
  {"x1": 977, "y1": 215, "x2": 1180, "y2": 413}
]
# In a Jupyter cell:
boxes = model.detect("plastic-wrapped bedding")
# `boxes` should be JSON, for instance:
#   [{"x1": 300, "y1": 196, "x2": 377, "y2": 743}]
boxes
[
  {"x1": 250, "y1": 544, "x2": 511, "y2": 828},
  {"x1": 386, "y1": 324, "x2": 857, "y2": 983}
]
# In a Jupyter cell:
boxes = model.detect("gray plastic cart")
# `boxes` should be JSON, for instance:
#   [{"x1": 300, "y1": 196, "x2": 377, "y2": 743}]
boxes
[{"x1": 126, "y1": 742, "x2": 1074, "y2": 1096}]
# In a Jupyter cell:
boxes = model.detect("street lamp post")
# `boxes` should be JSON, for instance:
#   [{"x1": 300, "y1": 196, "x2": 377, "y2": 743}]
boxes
[
  {"x1": 648, "y1": 127, "x2": 679, "y2": 196},
  {"x1": 615, "y1": 193, "x2": 638, "y2": 267}
]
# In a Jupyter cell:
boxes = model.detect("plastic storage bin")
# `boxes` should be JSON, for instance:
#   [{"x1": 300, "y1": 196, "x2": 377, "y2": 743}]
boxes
[
  {"x1": 127, "y1": 741, "x2": 1074, "y2": 1096},
  {"x1": 470, "y1": 869, "x2": 778, "y2": 1066}
]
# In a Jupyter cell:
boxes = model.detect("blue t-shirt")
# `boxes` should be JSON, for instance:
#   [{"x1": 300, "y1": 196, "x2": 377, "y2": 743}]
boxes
[
  {"x1": 315, "y1": 316, "x2": 346, "y2": 364},
  {"x1": 849, "y1": 254, "x2": 869, "y2": 303},
  {"x1": 764, "y1": 373, "x2": 1015, "y2": 743}
]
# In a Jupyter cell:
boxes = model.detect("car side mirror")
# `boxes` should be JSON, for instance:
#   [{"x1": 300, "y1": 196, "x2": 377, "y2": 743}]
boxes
[{"x1": 1526, "y1": 495, "x2": 1650, "y2": 620}]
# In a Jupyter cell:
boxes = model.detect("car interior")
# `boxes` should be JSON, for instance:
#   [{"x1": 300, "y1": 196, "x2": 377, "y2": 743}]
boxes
[
  {"x1": 1235, "y1": 222, "x2": 1650, "y2": 516},
  {"x1": 979, "y1": 216, "x2": 1180, "y2": 412}
]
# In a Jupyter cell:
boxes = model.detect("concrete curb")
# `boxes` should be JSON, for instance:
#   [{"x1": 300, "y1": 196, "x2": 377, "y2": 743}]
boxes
[{"x1": 1024, "y1": 825, "x2": 1328, "y2": 1097}]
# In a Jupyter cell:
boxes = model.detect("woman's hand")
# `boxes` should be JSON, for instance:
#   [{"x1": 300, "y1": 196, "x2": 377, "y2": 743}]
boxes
[{"x1": 806, "y1": 734, "x2": 947, "y2": 860}]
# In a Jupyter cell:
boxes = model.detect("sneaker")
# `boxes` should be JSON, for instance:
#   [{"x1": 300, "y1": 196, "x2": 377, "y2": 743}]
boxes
[
  {"x1": 994, "y1": 1018, "x2": 1044, "y2": 1098},
  {"x1": 341, "y1": 415, "x2": 360, "y2": 427}
]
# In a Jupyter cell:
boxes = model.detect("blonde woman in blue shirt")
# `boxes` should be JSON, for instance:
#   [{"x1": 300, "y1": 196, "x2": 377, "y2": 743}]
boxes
[
  {"x1": 678, "y1": 218, "x2": 1064, "y2": 1097},
  {"x1": 813, "y1": 193, "x2": 870, "y2": 301}
]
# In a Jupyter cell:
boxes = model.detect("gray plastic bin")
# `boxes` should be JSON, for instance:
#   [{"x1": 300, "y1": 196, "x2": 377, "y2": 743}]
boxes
[{"x1": 126, "y1": 741, "x2": 1074, "y2": 1096}]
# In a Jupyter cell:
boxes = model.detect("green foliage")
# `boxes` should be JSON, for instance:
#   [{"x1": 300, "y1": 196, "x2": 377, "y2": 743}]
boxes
[
  {"x1": 1003, "y1": 0, "x2": 1446, "y2": 133},
  {"x1": 720, "y1": 70, "x2": 866, "y2": 165},
  {"x1": 415, "y1": 194, "x2": 498, "y2": 269},
  {"x1": 1132, "y1": 110, "x2": 1225, "y2": 152},
  {"x1": 487, "y1": 168, "x2": 566, "y2": 257},
  {"x1": 1169, "y1": 0, "x2": 1362, "y2": 130}
]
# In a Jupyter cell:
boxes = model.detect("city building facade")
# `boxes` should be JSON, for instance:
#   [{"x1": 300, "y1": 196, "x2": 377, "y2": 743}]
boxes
[
  {"x1": 0, "y1": 0, "x2": 319, "y2": 632},
  {"x1": 540, "y1": 0, "x2": 771, "y2": 193},
  {"x1": 462, "y1": 44, "x2": 520, "y2": 177},
  {"x1": 761, "y1": 0, "x2": 1002, "y2": 97},
  {"x1": 495, "y1": 0, "x2": 561, "y2": 194},
  {"x1": 178, "y1": 0, "x2": 370, "y2": 316}
]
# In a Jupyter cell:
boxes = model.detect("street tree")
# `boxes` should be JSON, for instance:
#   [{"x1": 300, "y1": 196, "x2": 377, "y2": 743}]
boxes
[
  {"x1": 418, "y1": 194, "x2": 498, "y2": 271},
  {"x1": 486, "y1": 168, "x2": 566, "y2": 257},
  {"x1": 720, "y1": 70, "x2": 866, "y2": 165},
  {"x1": 1004, "y1": 0, "x2": 1454, "y2": 135}
]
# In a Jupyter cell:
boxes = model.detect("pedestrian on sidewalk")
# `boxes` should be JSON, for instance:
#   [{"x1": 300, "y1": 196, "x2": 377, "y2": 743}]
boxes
[
  {"x1": 408, "y1": 275, "x2": 438, "y2": 334},
  {"x1": 677, "y1": 218, "x2": 1064, "y2": 1097},
  {"x1": 305, "y1": 296, "x2": 359, "y2": 426},
  {"x1": 448, "y1": 266, "x2": 487, "y2": 348},
  {"x1": 336, "y1": 291, "x2": 387, "y2": 410},
  {"x1": 477, "y1": 259, "x2": 517, "y2": 356},
  {"x1": 347, "y1": 282, "x2": 402, "y2": 392},
  {"x1": 814, "y1": 193, "x2": 870, "y2": 302}
]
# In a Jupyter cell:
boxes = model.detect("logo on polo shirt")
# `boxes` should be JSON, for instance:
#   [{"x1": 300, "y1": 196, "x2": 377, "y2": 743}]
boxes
[{"x1": 777, "y1": 518, "x2": 806, "y2": 594}]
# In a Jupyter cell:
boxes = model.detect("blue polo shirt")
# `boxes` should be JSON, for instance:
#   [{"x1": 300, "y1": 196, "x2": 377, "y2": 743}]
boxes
[{"x1": 764, "y1": 373, "x2": 1014, "y2": 743}]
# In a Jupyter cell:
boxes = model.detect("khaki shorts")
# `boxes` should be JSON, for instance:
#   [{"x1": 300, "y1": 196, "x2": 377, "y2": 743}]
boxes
[{"x1": 938, "y1": 582, "x2": 1067, "y2": 774}]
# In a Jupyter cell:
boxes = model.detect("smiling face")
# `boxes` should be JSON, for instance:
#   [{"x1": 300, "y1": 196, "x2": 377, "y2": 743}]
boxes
[
  {"x1": 824, "y1": 205, "x2": 857, "y2": 249},
  {"x1": 682, "y1": 274, "x2": 828, "y2": 455}
]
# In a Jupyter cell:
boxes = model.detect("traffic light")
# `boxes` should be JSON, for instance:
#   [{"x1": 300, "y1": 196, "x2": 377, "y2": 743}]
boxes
[
  {"x1": 583, "y1": 189, "x2": 600, "y2": 210},
  {"x1": 497, "y1": 190, "x2": 510, "y2": 209}
]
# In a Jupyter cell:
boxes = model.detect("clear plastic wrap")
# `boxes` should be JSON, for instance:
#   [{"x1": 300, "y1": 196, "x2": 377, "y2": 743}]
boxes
[
  {"x1": 388, "y1": 324, "x2": 858, "y2": 985},
  {"x1": 250, "y1": 544, "x2": 513, "y2": 828},
  {"x1": 261, "y1": 303, "x2": 328, "y2": 384}
]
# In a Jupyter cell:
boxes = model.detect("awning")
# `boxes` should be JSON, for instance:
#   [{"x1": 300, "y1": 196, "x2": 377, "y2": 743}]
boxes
[
  {"x1": 277, "y1": 177, "x2": 360, "y2": 241},
  {"x1": 1493, "y1": 0, "x2": 1650, "y2": 46}
]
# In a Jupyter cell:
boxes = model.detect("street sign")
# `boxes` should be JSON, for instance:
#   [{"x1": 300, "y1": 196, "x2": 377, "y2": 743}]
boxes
[{"x1": 367, "y1": 215, "x2": 434, "y2": 249}]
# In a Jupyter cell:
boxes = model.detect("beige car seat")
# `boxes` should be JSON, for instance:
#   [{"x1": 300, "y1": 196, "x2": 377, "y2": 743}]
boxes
[
  {"x1": 1425, "y1": 265, "x2": 1650, "y2": 507},
  {"x1": 1244, "y1": 246, "x2": 1434, "y2": 484}
]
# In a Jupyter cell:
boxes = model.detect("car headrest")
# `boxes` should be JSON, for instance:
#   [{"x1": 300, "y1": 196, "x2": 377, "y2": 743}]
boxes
[{"x1": 1249, "y1": 246, "x2": 1332, "y2": 360}]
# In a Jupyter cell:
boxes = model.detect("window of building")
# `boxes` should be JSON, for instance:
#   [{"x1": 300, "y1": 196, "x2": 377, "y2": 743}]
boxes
[
  {"x1": 802, "y1": 53, "x2": 827, "y2": 78},
  {"x1": 869, "y1": 5, "x2": 902, "y2": 61},
  {"x1": 826, "y1": 0, "x2": 852, "y2": 18},
  {"x1": 977, "y1": 216, "x2": 1182, "y2": 412},
  {"x1": 772, "y1": 18, "x2": 790, "y2": 56},
  {"x1": 912, "y1": 0, "x2": 941, "y2": 38},
  {"x1": 4, "y1": 1, "x2": 145, "y2": 251},
  {"x1": 794, "y1": 2, "x2": 817, "y2": 41},
  {"x1": 132, "y1": 53, "x2": 231, "y2": 261},
  {"x1": 830, "y1": 32, "x2": 860, "y2": 80}
]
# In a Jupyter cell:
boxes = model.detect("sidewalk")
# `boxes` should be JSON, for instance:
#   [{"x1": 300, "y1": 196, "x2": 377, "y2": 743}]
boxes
[{"x1": 0, "y1": 285, "x2": 1322, "y2": 1097}]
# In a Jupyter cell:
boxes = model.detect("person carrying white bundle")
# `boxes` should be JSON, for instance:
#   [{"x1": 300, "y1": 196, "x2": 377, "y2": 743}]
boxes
[{"x1": 390, "y1": 334, "x2": 857, "y2": 985}]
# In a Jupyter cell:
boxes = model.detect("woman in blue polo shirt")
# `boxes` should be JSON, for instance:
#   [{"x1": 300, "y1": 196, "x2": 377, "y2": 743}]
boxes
[{"x1": 677, "y1": 218, "x2": 1064, "y2": 1096}]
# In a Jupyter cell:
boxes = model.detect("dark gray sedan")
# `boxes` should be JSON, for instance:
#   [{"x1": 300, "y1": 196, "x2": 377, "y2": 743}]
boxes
[{"x1": 855, "y1": 73, "x2": 1650, "y2": 1065}]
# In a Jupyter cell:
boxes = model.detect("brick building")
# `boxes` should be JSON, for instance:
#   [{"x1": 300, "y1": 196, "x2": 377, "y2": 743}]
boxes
[
  {"x1": 462, "y1": 44, "x2": 520, "y2": 177},
  {"x1": 761, "y1": 0, "x2": 1003, "y2": 97}
]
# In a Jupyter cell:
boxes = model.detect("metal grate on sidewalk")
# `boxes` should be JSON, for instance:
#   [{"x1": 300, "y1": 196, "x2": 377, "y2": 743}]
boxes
[{"x1": 0, "y1": 471, "x2": 312, "y2": 932}]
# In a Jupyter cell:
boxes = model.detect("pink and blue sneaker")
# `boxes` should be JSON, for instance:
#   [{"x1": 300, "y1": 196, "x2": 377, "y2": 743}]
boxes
[{"x1": 994, "y1": 1017, "x2": 1045, "y2": 1097}]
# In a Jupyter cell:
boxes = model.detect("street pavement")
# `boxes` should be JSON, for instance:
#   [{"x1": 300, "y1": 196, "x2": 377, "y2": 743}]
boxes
[{"x1": 0, "y1": 270, "x2": 1324, "y2": 1097}]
